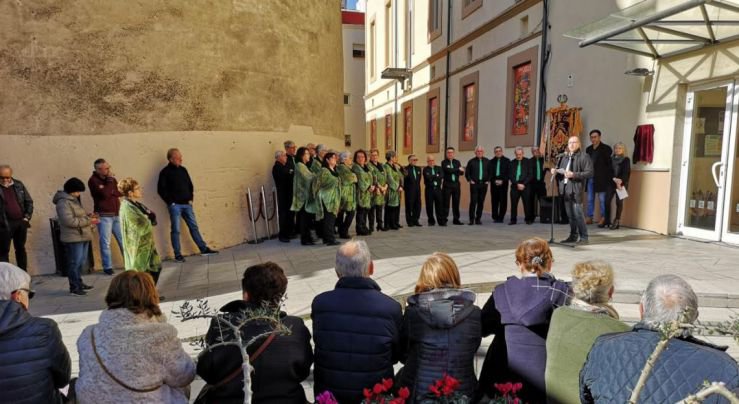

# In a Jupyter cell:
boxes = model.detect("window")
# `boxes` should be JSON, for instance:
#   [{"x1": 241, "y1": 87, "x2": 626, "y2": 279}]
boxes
[
  {"x1": 462, "y1": 0, "x2": 482, "y2": 19},
  {"x1": 426, "y1": 87, "x2": 441, "y2": 153},
  {"x1": 458, "y1": 71, "x2": 479, "y2": 151},
  {"x1": 344, "y1": 134, "x2": 352, "y2": 147},
  {"x1": 467, "y1": 45, "x2": 473, "y2": 63},
  {"x1": 344, "y1": 94, "x2": 350, "y2": 105},
  {"x1": 520, "y1": 15, "x2": 529, "y2": 36},
  {"x1": 403, "y1": 102, "x2": 413, "y2": 154},
  {"x1": 385, "y1": 2, "x2": 392, "y2": 68},
  {"x1": 430, "y1": 65, "x2": 436, "y2": 79},
  {"x1": 370, "y1": 20, "x2": 376, "y2": 79},
  {"x1": 428, "y1": 0, "x2": 442, "y2": 41},
  {"x1": 353, "y1": 44, "x2": 365, "y2": 58}
]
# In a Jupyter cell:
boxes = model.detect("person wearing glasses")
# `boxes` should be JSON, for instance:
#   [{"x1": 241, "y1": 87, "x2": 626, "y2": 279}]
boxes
[
  {"x1": 404, "y1": 155, "x2": 423, "y2": 227},
  {"x1": 0, "y1": 262, "x2": 72, "y2": 404},
  {"x1": 0, "y1": 165, "x2": 34, "y2": 272}
]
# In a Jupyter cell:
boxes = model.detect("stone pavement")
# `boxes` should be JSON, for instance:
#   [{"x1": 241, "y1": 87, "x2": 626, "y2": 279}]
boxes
[{"x1": 26, "y1": 219, "x2": 739, "y2": 399}]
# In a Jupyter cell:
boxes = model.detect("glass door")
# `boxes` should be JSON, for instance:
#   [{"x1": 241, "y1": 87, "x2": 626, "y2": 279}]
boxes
[
  {"x1": 677, "y1": 83, "x2": 735, "y2": 241},
  {"x1": 721, "y1": 82, "x2": 739, "y2": 244}
]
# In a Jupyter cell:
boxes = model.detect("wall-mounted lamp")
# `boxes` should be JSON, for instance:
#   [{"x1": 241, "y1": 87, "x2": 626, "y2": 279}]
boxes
[{"x1": 624, "y1": 68, "x2": 654, "y2": 77}]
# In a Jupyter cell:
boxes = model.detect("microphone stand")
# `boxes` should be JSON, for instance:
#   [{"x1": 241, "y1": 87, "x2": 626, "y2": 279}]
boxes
[{"x1": 549, "y1": 154, "x2": 575, "y2": 248}]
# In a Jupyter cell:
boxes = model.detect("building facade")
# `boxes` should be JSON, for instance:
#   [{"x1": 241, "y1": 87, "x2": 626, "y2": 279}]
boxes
[
  {"x1": 364, "y1": 0, "x2": 739, "y2": 245},
  {"x1": 343, "y1": 9, "x2": 367, "y2": 148}
]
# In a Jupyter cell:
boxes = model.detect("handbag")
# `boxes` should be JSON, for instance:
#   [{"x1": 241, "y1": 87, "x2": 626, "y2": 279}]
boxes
[
  {"x1": 91, "y1": 328, "x2": 163, "y2": 393},
  {"x1": 193, "y1": 332, "x2": 277, "y2": 404}
]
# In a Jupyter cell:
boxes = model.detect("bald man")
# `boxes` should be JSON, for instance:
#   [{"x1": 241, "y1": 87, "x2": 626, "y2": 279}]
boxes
[{"x1": 551, "y1": 136, "x2": 593, "y2": 244}]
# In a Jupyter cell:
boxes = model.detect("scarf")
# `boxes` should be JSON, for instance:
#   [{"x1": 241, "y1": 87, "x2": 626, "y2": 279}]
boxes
[{"x1": 569, "y1": 298, "x2": 619, "y2": 319}]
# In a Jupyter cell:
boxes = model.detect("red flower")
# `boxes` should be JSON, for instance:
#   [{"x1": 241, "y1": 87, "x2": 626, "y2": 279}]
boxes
[
  {"x1": 513, "y1": 398, "x2": 520, "y2": 404},
  {"x1": 389, "y1": 399, "x2": 405, "y2": 404},
  {"x1": 373, "y1": 383, "x2": 385, "y2": 395},
  {"x1": 398, "y1": 387, "x2": 410, "y2": 399},
  {"x1": 494, "y1": 383, "x2": 511, "y2": 395},
  {"x1": 512, "y1": 382, "x2": 523, "y2": 394},
  {"x1": 444, "y1": 375, "x2": 460, "y2": 391},
  {"x1": 382, "y1": 378, "x2": 394, "y2": 391},
  {"x1": 363, "y1": 388, "x2": 373, "y2": 399},
  {"x1": 429, "y1": 384, "x2": 442, "y2": 397}
]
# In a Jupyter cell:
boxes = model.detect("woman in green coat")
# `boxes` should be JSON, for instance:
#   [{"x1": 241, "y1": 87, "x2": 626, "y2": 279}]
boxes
[
  {"x1": 368, "y1": 149, "x2": 388, "y2": 231},
  {"x1": 336, "y1": 151, "x2": 357, "y2": 239},
  {"x1": 352, "y1": 149, "x2": 374, "y2": 235},
  {"x1": 291, "y1": 147, "x2": 318, "y2": 245},
  {"x1": 118, "y1": 178, "x2": 162, "y2": 283},
  {"x1": 315, "y1": 152, "x2": 341, "y2": 246},
  {"x1": 383, "y1": 150, "x2": 404, "y2": 230}
]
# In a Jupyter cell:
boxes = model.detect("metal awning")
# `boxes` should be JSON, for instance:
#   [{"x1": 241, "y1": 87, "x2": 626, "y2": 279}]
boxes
[{"x1": 564, "y1": 0, "x2": 739, "y2": 59}]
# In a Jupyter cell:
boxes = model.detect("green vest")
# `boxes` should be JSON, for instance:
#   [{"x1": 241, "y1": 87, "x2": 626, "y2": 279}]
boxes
[
  {"x1": 383, "y1": 162, "x2": 401, "y2": 207},
  {"x1": 291, "y1": 163, "x2": 317, "y2": 214},
  {"x1": 337, "y1": 164, "x2": 357, "y2": 212},
  {"x1": 352, "y1": 164, "x2": 373, "y2": 209}
]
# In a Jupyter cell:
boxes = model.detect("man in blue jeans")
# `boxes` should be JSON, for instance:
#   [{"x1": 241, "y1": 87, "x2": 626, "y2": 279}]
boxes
[
  {"x1": 88, "y1": 158, "x2": 123, "y2": 275},
  {"x1": 157, "y1": 148, "x2": 218, "y2": 262}
]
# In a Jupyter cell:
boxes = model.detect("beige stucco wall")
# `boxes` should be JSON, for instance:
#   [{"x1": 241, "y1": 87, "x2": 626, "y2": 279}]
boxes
[
  {"x1": 1, "y1": 0, "x2": 344, "y2": 275},
  {"x1": 344, "y1": 22, "x2": 367, "y2": 148}
]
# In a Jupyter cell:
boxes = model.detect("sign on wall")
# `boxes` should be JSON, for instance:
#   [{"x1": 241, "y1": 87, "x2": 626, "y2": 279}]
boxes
[{"x1": 505, "y1": 46, "x2": 539, "y2": 148}]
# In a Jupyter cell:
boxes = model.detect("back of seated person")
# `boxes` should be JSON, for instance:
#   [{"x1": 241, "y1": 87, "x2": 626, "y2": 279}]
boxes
[
  {"x1": 196, "y1": 262, "x2": 313, "y2": 404},
  {"x1": 311, "y1": 240, "x2": 403, "y2": 403}
]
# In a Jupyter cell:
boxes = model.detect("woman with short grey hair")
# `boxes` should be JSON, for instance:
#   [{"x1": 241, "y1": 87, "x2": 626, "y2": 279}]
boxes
[
  {"x1": 383, "y1": 151, "x2": 403, "y2": 230},
  {"x1": 545, "y1": 260, "x2": 629, "y2": 404},
  {"x1": 336, "y1": 151, "x2": 357, "y2": 239}
]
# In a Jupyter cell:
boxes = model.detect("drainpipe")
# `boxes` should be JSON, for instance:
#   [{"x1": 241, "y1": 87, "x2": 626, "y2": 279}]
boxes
[
  {"x1": 442, "y1": 0, "x2": 452, "y2": 151},
  {"x1": 393, "y1": 0, "x2": 399, "y2": 152},
  {"x1": 535, "y1": 0, "x2": 550, "y2": 147}
]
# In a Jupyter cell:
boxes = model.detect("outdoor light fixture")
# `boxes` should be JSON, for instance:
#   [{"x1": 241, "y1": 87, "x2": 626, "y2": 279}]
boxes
[
  {"x1": 625, "y1": 68, "x2": 654, "y2": 76},
  {"x1": 381, "y1": 67, "x2": 412, "y2": 89}
]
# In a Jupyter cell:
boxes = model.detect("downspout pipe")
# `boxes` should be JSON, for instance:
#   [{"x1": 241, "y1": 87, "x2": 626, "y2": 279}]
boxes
[
  {"x1": 443, "y1": 0, "x2": 452, "y2": 151},
  {"x1": 393, "y1": 0, "x2": 399, "y2": 152},
  {"x1": 535, "y1": 0, "x2": 549, "y2": 148}
]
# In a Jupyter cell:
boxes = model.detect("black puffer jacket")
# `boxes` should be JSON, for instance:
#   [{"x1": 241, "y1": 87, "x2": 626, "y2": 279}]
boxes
[
  {"x1": 312, "y1": 276, "x2": 403, "y2": 404},
  {"x1": 196, "y1": 300, "x2": 313, "y2": 404},
  {"x1": 0, "y1": 300, "x2": 71, "y2": 404},
  {"x1": 397, "y1": 289, "x2": 482, "y2": 403}
]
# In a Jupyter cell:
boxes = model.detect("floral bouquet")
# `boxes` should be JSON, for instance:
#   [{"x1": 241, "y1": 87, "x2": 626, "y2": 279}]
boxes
[
  {"x1": 421, "y1": 374, "x2": 471, "y2": 403},
  {"x1": 362, "y1": 378, "x2": 410, "y2": 404},
  {"x1": 488, "y1": 382, "x2": 523, "y2": 404}
]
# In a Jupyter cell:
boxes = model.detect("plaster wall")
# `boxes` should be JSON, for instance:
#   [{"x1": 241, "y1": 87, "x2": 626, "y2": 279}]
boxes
[
  {"x1": 0, "y1": 0, "x2": 344, "y2": 274},
  {"x1": 344, "y1": 23, "x2": 367, "y2": 149}
]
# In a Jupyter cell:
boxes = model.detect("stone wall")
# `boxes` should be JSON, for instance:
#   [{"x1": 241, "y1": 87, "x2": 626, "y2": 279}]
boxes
[{"x1": 0, "y1": 0, "x2": 344, "y2": 275}]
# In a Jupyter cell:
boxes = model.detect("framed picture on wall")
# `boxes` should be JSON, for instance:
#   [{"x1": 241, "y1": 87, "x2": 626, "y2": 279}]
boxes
[
  {"x1": 505, "y1": 46, "x2": 539, "y2": 148},
  {"x1": 403, "y1": 101, "x2": 413, "y2": 155},
  {"x1": 385, "y1": 113, "x2": 393, "y2": 152},
  {"x1": 426, "y1": 87, "x2": 441, "y2": 153},
  {"x1": 370, "y1": 119, "x2": 377, "y2": 150}
]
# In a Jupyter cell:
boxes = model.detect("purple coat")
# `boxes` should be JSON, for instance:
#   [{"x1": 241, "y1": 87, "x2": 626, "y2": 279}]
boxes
[{"x1": 477, "y1": 274, "x2": 570, "y2": 402}]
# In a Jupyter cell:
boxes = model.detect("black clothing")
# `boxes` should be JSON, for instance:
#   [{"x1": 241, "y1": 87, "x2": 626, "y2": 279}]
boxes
[
  {"x1": 423, "y1": 166, "x2": 444, "y2": 225},
  {"x1": 0, "y1": 300, "x2": 71, "y2": 404},
  {"x1": 197, "y1": 300, "x2": 313, "y2": 404},
  {"x1": 321, "y1": 208, "x2": 337, "y2": 244},
  {"x1": 466, "y1": 157, "x2": 490, "y2": 222},
  {"x1": 509, "y1": 159, "x2": 531, "y2": 223},
  {"x1": 272, "y1": 161, "x2": 295, "y2": 240},
  {"x1": 297, "y1": 209, "x2": 315, "y2": 243},
  {"x1": 157, "y1": 163, "x2": 194, "y2": 205},
  {"x1": 489, "y1": 157, "x2": 511, "y2": 222},
  {"x1": 554, "y1": 151, "x2": 593, "y2": 198},
  {"x1": 355, "y1": 207, "x2": 370, "y2": 235},
  {"x1": 442, "y1": 159, "x2": 463, "y2": 223},
  {"x1": 371, "y1": 205, "x2": 383, "y2": 231},
  {"x1": 608, "y1": 156, "x2": 632, "y2": 222},
  {"x1": 585, "y1": 143, "x2": 614, "y2": 193},
  {"x1": 398, "y1": 289, "x2": 482, "y2": 403},
  {"x1": 0, "y1": 219, "x2": 28, "y2": 270},
  {"x1": 0, "y1": 180, "x2": 33, "y2": 230},
  {"x1": 312, "y1": 277, "x2": 403, "y2": 404},
  {"x1": 442, "y1": 158, "x2": 464, "y2": 185},
  {"x1": 385, "y1": 205, "x2": 401, "y2": 230},
  {"x1": 527, "y1": 157, "x2": 547, "y2": 222},
  {"x1": 404, "y1": 166, "x2": 422, "y2": 226},
  {"x1": 337, "y1": 210, "x2": 355, "y2": 238}
]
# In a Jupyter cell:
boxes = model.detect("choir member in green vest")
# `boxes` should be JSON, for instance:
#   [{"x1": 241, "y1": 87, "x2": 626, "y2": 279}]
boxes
[
  {"x1": 291, "y1": 147, "x2": 318, "y2": 245},
  {"x1": 383, "y1": 150, "x2": 403, "y2": 230},
  {"x1": 368, "y1": 149, "x2": 388, "y2": 231},
  {"x1": 336, "y1": 151, "x2": 357, "y2": 239},
  {"x1": 527, "y1": 146, "x2": 547, "y2": 224},
  {"x1": 352, "y1": 149, "x2": 374, "y2": 235},
  {"x1": 315, "y1": 152, "x2": 341, "y2": 246},
  {"x1": 311, "y1": 144, "x2": 327, "y2": 174}
]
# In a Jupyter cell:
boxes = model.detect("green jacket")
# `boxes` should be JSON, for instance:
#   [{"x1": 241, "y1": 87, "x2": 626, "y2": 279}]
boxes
[
  {"x1": 337, "y1": 163, "x2": 357, "y2": 212},
  {"x1": 368, "y1": 162, "x2": 387, "y2": 206},
  {"x1": 352, "y1": 164, "x2": 373, "y2": 209},
  {"x1": 291, "y1": 162, "x2": 318, "y2": 214},
  {"x1": 545, "y1": 306, "x2": 629, "y2": 404},
  {"x1": 119, "y1": 199, "x2": 161, "y2": 273},
  {"x1": 384, "y1": 162, "x2": 402, "y2": 207},
  {"x1": 315, "y1": 167, "x2": 340, "y2": 220},
  {"x1": 310, "y1": 158, "x2": 323, "y2": 175}
]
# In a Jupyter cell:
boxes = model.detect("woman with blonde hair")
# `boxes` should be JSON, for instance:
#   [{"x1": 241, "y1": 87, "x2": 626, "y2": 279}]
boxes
[
  {"x1": 477, "y1": 238, "x2": 570, "y2": 403},
  {"x1": 545, "y1": 260, "x2": 629, "y2": 404},
  {"x1": 397, "y1": 252, "x2": 481, "y2": 402},
  {"x1": 118, "y1": 178, "x2": 162, "y2": 283},
  {"x1": 75, "y1": 271, "x2": 195, "y2": 403},
  {"x1": 607, "y1": 142, "x2": 631, "y2": 229}
]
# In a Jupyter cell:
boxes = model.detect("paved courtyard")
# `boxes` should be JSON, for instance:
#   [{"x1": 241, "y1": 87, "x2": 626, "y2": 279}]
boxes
[{"x1": 27, "y1": 218, "x2": 739, "y2": 400}]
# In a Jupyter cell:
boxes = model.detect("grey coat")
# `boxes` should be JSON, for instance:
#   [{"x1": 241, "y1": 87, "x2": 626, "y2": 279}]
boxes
[
  {"x1": 554, "y1": 150, "x2": 593, "y2": 198},
  {"x1": 53, "y1": 191, "x2": 94, "y2": 243}
]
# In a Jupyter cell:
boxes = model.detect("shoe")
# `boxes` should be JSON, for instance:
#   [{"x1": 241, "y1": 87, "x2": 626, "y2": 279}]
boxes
[
  {"x1": 475, "y1": 219, "x2": 482, "y2": 225},
  {"x1": 597, "y1": 223, "x2": 608, "y2": 229},
  {"x1": 428, "y1": 222, "x2": 436, "y2": 226},
  {"x1": 576, "y1": 239, "x2": 590, "y2": 245},
  {"x1": 598, "y1": 217, "x2": 605, "y2": 226},
  {"x1": 339, "y1": 234, "x2": 351, "y2": 239},
  {"x1": 508, "y1": 221, "x2": 517, "y2": 225},
  {"x1": 453, "y1": 220, "x2": 464, "y2": 225},
  {"x1": 174, "y1": 255, "x2": 186, "y2": 263},
  {"x1": 468, "y1": 221, "x2": 475, "y2": 225},
  {"x1": 415, "y1": 223, "x2": 423, "y2": 227},
  {"x1": 81, "y1": 284, "x2": 93, "y2": 290},
  {"x1": 390, "y1": 226, "x2": 399, "y2": 231},
  {"x1": 201, "y1": 248, "x2": 219, "y2": 256},
  {"x1": 301, "y1": 240, "x2": 316, "y2": 245},
  {"x1": 525, "y1": 221, "x2": 533, "y2": 225},
  {"x1": 439, "y1": 222, "x2": 447, "y2": 227},
  {"x1": 494, "y1": 219, "x2": 504, "y2": 223},
  {"x1": 397, "y1": 224, "x2": 403, "y2": 229},
  {"x1": 103, "y1": 269, "x2": 114, "y2": 276},
  {"x1": 324, "y1": 240, "x2": 341, "y2": 246},
  {"x1": 585, "y1": 217, "x2": 593, "y2": 225},
  {"x1": 70, "y1": 289, "x2": 87, "y2": 296},
  {"x1": 610, "y1": 220, "x2": 620, "y2": 230},
  {"x1": 561, "y1": 236, "x2": 578, "y2": 243},
  {"x1": 279, "y1": 237, "x2": 291, "y2": 243}
]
